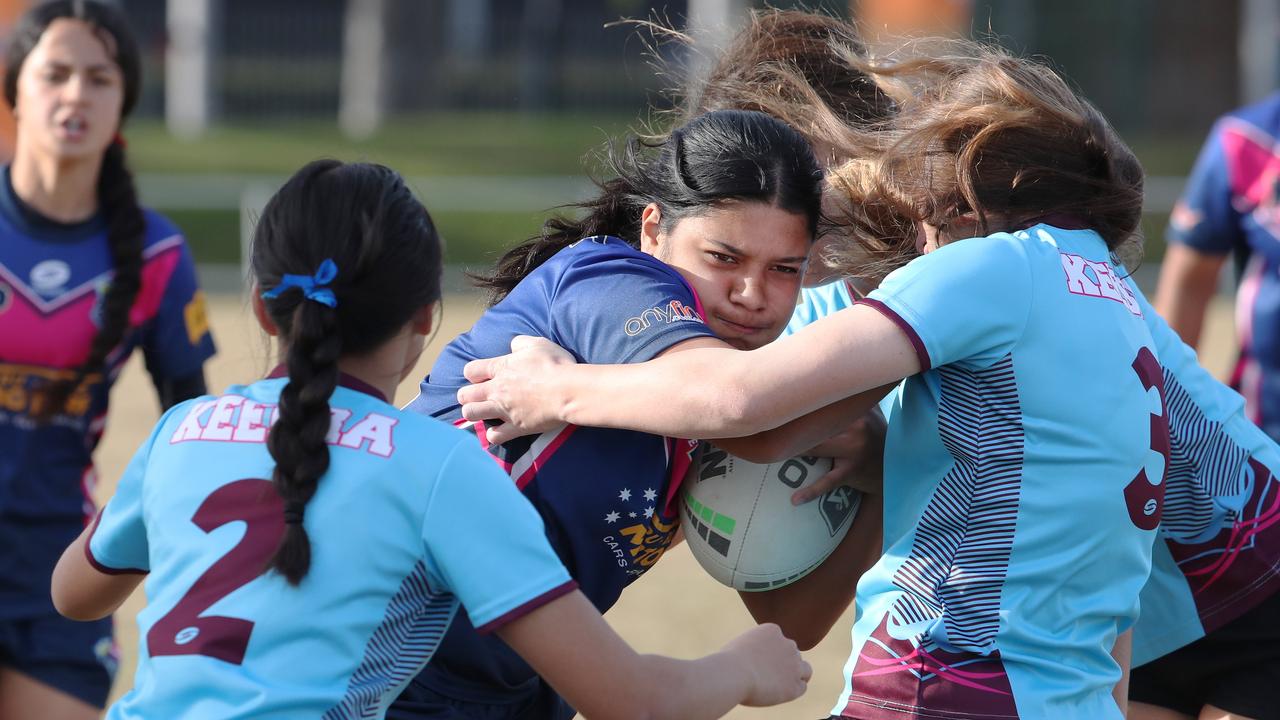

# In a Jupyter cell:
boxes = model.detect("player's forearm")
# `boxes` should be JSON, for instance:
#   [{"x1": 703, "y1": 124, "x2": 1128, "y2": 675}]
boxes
[
  {"x1": 738, "y1": 493, "x2": 882, "y2": 649},
  {"x1": 717, "y1": 385, "x2": 893, "y2": 462},
  {"x1": 1153, "y1": 244, "x2": 1225, "y2": 348},
  {"x1": 623, "y1": 653, "x2": 758, "y2": 720},
  {"x1": 557, "y1": 349, "x2": 768, "y2": 438},
  {"x1": 51, "y1": 526, "x2": 144, "y2": 621}
]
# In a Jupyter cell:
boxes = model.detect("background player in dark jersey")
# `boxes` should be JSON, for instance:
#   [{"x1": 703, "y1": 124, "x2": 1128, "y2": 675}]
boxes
[
  {"x1": 0, "y1": 3, "x2": 215, "y2": 717},
  {"x1": 391, "y1": 109, "x2": 870, "y2": 720}
]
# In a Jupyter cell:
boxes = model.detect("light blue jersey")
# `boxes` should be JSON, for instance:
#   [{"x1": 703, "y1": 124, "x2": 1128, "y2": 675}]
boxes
[
  {"x1": 786, "y1": 279, "x2": 857, "y2": 336},
  {"x1": 88, "y1": 374, "x2": 574, "y2": 719},
  {"x1": 831, "y1": 225, "x2": 1166, "y2": 720},
  {"x1": 1125, "y1": 288, "x2": 1280, "y2": 665}
]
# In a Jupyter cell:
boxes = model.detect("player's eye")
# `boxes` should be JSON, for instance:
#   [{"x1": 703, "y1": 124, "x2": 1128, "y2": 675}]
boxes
[
  {"x1": 772, "y1": 265, "x2": 801, "y2": 275},
  {"x1": 708, "y1": 251, "x2": 737, "y2": 264}
]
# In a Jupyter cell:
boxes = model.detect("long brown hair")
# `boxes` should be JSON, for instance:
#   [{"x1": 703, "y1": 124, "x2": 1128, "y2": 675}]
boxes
[
  {"x1": 682, "y1": 8, "x2": 895, "y2": 164},
  {"x1": 824, "y1": 39, "x2": 1145, "y2": 280}
]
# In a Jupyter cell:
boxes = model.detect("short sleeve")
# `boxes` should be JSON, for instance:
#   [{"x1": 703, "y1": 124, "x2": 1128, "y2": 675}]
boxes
[
  {"x1": 1166, "y1": 122, "x2": 1244, "y2": 256},
  {"x1": 140, "y1": 239, "x2": 217, "y2": 380},
  {"x1": 86, "y1": 408, "x2": 176, "y2": 574},
  {"x1": 422, "y1": 438, "x2": 575, "y2": 633},
  {"x1": 549, "y1": 250, "x2": 715, "y2": 364},
  {"x1": 860, "y1": 236, "x2": 1033, "y2": 370}
]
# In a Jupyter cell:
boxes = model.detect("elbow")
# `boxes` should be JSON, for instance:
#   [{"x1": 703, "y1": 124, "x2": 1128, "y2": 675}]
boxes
[
  {"x1": 709, "y1": 387, "x2": 767, "y2": 440},
  {"x1": 51, "y1": 590, "x2": 109, "y2": 622},
  {"x1": 785, "y1": 624, "x2": 827, "y2": 652}
]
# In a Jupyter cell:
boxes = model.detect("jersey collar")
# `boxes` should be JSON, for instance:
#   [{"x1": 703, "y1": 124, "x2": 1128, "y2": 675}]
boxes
[{"x1": 265, "y1": 365, "x2": 388, "y2": 403}]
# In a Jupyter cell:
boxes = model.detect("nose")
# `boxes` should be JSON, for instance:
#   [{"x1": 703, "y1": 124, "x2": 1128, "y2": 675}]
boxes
[
  {"x1": 732, "y1": 273, "x2": 767, "y2": 311},
  {"x1": 61, "y1": 74, "x2": 88, "y2": 104}
]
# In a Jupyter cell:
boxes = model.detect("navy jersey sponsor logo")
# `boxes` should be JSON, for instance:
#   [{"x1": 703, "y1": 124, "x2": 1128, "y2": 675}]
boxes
[
  {"x1": 622, "y1": 299, "x2": 702, "y2": 337},
  {"x1": 600, "y1": 485, "x2": 678, "y2": 577}
]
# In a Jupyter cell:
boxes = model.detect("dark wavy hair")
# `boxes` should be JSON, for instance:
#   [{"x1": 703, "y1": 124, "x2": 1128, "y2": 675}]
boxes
[
  {"x1": 251, "y1": 160, "x2": 443, "y2": 585},
  {"x1": 5, "y1": 0, "x2": 145, "y2": 420},
  {"x1": 474, "y1": 109, "x2": 823, "y2": 304}
]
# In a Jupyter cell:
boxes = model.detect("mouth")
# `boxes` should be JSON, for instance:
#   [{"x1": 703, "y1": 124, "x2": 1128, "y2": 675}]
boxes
[
  {"x1": 55, "y1": 115, "x2": 88, "y2": 142},
  {"x1": 713, "y1": 314, "x2": 769, "y2": 336}
]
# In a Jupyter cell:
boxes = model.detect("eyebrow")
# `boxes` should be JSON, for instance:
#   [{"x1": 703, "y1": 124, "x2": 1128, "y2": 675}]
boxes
[
  {"x1": 709, "y1": 239, "x2": 808, "y2": 264},
  {"x1": 40, "y1": 60, "x2": 116, "y2": 73}
]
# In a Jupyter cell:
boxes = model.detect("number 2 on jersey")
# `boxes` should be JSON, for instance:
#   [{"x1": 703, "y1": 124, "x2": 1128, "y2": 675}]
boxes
[{"x1": 147, "y1": 479, "x2": 284, "y2": 665}]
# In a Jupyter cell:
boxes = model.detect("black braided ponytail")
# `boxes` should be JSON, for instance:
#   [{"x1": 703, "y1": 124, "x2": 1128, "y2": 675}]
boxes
[
  {"x1": 253, "y1": 160, "x2": 443, "y2": 584},
  {"x1": 3, "y1": 1, "x2": 145, "y2": 421}
]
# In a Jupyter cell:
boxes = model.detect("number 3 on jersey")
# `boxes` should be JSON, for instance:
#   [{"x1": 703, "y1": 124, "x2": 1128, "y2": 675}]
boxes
[
  {"x1": 1124, "y1": 347, "x2": 1169, "y2": 530},
  {"x1": 147, "y1": 479, "x2": 285, "y2": 665}
]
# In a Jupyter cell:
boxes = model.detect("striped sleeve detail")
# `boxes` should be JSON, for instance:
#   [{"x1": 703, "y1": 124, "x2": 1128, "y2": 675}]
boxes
[
  {"x1": 1160, "y1": 370, "x2": 1251, "y2": 541},
  {"x1": 855, "y1": 298, "x2": 931, "y2": 371},
  {"x1": 323, "y1": 562, "x2": 460, "y2": 720},
  {"x1": 889, "y1": 355, "x2": 1024, "y2": 651}
]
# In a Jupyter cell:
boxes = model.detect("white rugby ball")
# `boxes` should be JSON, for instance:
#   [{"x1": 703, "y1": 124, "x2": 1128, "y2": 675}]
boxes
[{"x1": 680, "y1": 446, "x2": 862, "y2": 591}]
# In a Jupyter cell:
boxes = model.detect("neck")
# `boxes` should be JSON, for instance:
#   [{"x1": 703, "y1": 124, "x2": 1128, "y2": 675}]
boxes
[
  {"x1": 10, "y1": 145, "x2": 102, "y2": 223},
  {"x1": 276, "y1": 326, "x2": 419, "y2": 405}
]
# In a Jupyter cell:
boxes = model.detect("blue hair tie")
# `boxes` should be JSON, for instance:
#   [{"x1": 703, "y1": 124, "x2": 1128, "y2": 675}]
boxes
[{"x1": 261, "y1": 258, "x2": 339, "y2": 308}]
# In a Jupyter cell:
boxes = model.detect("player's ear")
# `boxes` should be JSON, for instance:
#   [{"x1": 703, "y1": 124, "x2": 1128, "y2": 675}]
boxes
[
  {"x1": 251, "y1": 287, "x2": 280, "y2": 337},
  {"x1": 410, "y1": 302, "x2": 435, "y2": 336},
  {"x1": 639, "y1": 202, "x2": 663, "y2": 256}
]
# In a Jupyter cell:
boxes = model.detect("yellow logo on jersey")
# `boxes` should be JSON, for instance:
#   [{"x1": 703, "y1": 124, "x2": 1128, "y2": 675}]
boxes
[
  {"x1": 0, "y1": 363, "x2": 101, "y2": 417},
  {"x1": 184, "y1": 291, "x2": 210, "y2": 346}
]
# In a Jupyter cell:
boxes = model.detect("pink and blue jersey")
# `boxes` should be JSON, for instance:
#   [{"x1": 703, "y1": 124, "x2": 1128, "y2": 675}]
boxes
[
  {"x1": 89, "y1": 374, "x2": 575, "y2": 719},
  {"x1": 399, "y1": 236, "x2": 715, "y2": 718},
  {"x1": 1169, "y1": 92, "x2": 1280, "y2": 440},
  {"x1": 0, "y1": 166, "x2": 214, "y2": 617},
  {"x1": 834, "y1": 226, "x2": 1165, "y2": 719}
]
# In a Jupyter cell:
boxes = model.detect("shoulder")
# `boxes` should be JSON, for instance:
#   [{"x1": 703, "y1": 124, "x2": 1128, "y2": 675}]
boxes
[
  {"x1": 139, "y1": 208, "x2": 189, "y2": 253},
  {"x1": 897, "y1": 230, "x2": 1037, "y2": 283},
  {"x1": 552, "y1": 235, "x2": 683, "y2": 282},
  {"x1": 1211, "y1": 95, "x2": 1280, "y2": 146}
]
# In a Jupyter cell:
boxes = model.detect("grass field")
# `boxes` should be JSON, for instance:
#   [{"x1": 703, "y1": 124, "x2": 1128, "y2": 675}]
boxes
[{"x1": 88, "y1": 290, "x2": 1240, "y2": 719}]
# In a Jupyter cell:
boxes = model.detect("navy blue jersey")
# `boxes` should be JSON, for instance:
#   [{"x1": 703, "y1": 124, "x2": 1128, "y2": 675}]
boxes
[
  {"x1": 399, "y1": 237, "x2": 714, "y2": 716},
  {"x1": 0, "y1": 166, "x2": 215, "y2": 617},
  {"x1": 1168, "y1": 93, "x2": 1280, "y2": 440}
]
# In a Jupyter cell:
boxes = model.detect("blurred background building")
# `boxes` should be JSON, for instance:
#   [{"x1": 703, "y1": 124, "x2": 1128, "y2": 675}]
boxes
[{"x1": 0, "y1": 0, "x2": 1274, "y2": 282}]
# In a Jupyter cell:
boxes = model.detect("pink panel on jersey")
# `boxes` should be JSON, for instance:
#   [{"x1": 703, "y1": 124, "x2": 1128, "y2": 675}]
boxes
[
  {"x1": 0, "y1": 243, "x2": 182, "y2": 368},
  {"x1": 1, "y1": 291, "x2": 99, "y2": 367},
  {"x1": 1221, "y1": 123, "x2": 1280, "y2": 210},
  {"x1": 129, "y1": 243, "x2": 182, "y2": 327}
]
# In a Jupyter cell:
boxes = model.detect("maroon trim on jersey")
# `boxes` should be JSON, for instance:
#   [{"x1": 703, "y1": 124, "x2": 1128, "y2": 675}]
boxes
[
  {"x1": 265, "y1": 364, "x2": 387, "y2": 402},
  {"x1": 83, "y1": 508, "x2": 148, "y2": 576},
  {"x1": 474, "y1": 580, "x2": 580, "y2": 635},
  {"x1": 854, "y1": 299, "x2": 932, "y2": 371},
  {"x1": 842, "y1": 616, "x2": 1018, "y2": 719}
]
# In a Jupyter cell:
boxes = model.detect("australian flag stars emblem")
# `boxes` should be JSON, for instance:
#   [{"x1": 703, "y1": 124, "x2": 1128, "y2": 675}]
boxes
[
  {"x1": 604, "y1": 486, "x2": 659, "y2": 525},
  {"x1": 602, "y1": 486, "x2": 677, "y2": 578}
]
